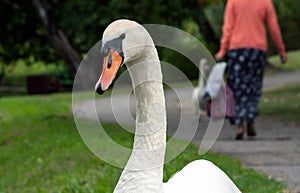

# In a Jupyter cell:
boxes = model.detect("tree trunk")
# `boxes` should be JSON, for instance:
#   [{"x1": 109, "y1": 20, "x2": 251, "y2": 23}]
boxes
[{"x1": 31, "y1": 0, "x2": 81, "y2": 74}]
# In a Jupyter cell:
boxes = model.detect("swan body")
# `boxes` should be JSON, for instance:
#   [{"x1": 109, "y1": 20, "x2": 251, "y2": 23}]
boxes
[
  {"x1": 95, "y1": 19, "x2": 241, "y2": 193},
  {"x1": 163, "y1": 160, "x2": 241, "y2": 193}
]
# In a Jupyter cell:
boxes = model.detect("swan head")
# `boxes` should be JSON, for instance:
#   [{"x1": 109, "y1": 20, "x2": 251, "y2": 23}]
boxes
[{"x1": 95, "y1": 19, "x2": 154, "y2": 95}]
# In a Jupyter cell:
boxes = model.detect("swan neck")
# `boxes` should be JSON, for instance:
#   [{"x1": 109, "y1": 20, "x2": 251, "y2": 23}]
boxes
[
  {"x1": 114, "y1": 47, "x2": 166, "y2": 193},
  {"x1": 198, "y1": 65, "x2": 205, "y2": 89},
  {"x1": 130, "y1": 47, "x2": 166, "y2": 156}
]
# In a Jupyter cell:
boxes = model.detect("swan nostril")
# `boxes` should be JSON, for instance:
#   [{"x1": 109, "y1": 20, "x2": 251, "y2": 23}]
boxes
[{"x1": 107, "y1": 54, "x2": 112, "y2": 68}]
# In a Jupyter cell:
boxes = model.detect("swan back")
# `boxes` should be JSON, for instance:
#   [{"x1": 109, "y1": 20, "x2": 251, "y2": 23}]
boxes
[{"x1": 163, "y1": 160, "x2": 241, "y2": 193}]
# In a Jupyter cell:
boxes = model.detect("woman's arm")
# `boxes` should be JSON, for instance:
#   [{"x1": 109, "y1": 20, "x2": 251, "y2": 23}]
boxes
[
  {"x1": 266, "y1": 0, "x2": 286, "y2": 63},
  {"x1": 216, "y1": 0, "x2": 235, "y2": 60}
]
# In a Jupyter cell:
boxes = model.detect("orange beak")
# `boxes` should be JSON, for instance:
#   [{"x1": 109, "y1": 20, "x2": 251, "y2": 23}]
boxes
[{"x1": 95, "y1": 49, "x2": 124, "y2": 95}]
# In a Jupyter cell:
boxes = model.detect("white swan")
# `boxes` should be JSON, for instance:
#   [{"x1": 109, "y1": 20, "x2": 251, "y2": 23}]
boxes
[
  {"x1": 95, "y1": 19, "x2": 241, "y2": 193},
  {"x1": 192, "y1": 58, "x2": 209, "y2": 114}
]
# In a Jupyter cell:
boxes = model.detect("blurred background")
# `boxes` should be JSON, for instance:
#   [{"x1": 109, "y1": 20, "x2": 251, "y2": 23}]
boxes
[
  {"x1": 1, "y1": 1, "x2": 300, "y2": 192},
  {"x1": 1, "y1": 0, "x2": 299, "y2": 96}
]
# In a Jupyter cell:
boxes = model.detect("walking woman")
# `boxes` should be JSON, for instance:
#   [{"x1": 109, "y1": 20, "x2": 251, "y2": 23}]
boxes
[{"x1": 215, "y1": 0, "x2": 287, "y2": 139}]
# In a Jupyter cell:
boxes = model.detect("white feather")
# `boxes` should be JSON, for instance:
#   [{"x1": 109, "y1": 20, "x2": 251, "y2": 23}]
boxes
[{"x1": 163, "y1": 160, "x2": 241, "y2": 193}]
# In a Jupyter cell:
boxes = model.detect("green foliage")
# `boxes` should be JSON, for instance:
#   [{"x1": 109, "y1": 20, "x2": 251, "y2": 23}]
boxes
[
  {"x1": 0, "y1": 93, "x2": 286, "y2": 192},
  {"x1": 1, "y1": 0, "x2": 300, "y2": 81},
  {"x1": 0, "y1": 0, "x2": 53, "y2": 61},
  {"x1": 267, "y1": 0, "x2": 300, "y2": 55},
  {"x1": 204, "y1": 2, "x2": 224, "y2": 39},
  {"x1": 1, "y1": 59, "x2": 68, "y2": 86},
  {"x1": 0, "y1": 0, "x2": 213, "y2": 61},
  {"x1": 182, "y1": 19, "x2": 204, "y2": 42}
]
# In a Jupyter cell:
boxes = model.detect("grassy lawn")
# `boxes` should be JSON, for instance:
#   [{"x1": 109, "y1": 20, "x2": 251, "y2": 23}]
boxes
[
  {"x1": 0, "y1": 93, "x2": 285, "y2": 193},
  {"x1": 268, "y1": 49, "x2": 300, "y2": 70},
  {"x1": 260, "y1": 83, "x2": 300, "y2": 122}
]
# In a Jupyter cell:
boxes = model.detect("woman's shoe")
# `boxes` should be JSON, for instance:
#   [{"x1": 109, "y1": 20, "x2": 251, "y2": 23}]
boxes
[
  {"x1": 247, "y1": 119, "x2": 256, "y2": 137},
  {"x1": 235, "y1": 122, "x2": 244, "y2": 140},
  {"x1": 235, "y1": 130, "x2": 244, "y2": 140}
]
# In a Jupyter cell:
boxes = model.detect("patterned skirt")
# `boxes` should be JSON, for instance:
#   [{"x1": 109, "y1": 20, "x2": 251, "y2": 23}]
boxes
[{"x1": 226, "y1": 48, "x2": 266, "y2": 125}]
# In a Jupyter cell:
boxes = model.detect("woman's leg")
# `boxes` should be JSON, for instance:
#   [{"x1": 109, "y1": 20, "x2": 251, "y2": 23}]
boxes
[
  {"x1": 226, "y1": 49, "x2": 246, "y2": 139},
  {"x1": 236, "y1": 121, "x2": 244, "y2": 140},
  {"x1": 227, "y1": 48, "x2": 266, "y2": 139},
  {"x1": 247, "y1": 119, "x2": 256, "y2": 137},
  {"x1": 245, "y1": 49, "x2": 266, "y2": 137}
]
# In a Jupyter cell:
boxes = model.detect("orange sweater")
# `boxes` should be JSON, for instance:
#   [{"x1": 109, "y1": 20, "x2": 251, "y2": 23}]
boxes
[{"x1": 217, "y1": 0, "x2": 286, "y2": 57}]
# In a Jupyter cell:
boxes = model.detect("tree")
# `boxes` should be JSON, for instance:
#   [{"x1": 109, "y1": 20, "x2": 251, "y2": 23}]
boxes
[
  {"x1": 31, "y1": 0, "x2": 81, "y2": 74},
  {"x1": 1, "y1": 0, "x2": 298, "y2": 80},
  {"x1": 0, "y1": 0, "x2": 44, "y2": 61}
]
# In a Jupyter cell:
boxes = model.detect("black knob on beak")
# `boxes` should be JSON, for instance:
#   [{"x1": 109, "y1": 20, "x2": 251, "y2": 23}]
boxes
[{"x1": 96, "y1": 84, "x2": 105, "y2": 95}]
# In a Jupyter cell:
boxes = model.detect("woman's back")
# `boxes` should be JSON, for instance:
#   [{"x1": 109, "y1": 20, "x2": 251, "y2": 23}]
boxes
[{"x1": 219, "y1": 0, "x2": 285, "y2": 56}]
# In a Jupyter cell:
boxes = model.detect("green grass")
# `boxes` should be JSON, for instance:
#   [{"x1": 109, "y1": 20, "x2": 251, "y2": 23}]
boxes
[
  {"x1": 268, "y1": 50, "x2": 300, "y2": 70},
  {"x1": 0, "y1": 93, "x2": 285, "y2": 192},
  {"x1": 260, "y1": 83, "x2": 300, "y2": 122}
]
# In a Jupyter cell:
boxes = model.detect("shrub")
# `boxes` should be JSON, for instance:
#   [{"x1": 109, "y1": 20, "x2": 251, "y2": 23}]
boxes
[{"x1": 1, "y1": 58, "x2": 68, "y2": 86}]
